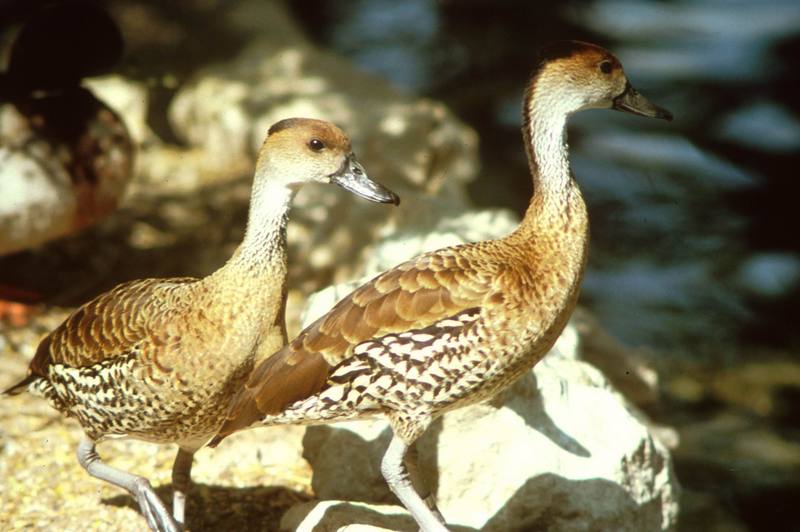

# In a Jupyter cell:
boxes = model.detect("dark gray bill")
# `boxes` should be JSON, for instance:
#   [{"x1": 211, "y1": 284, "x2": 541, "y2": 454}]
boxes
[
  {"x1": 330, "y1": 155, "x2": 400, "y2": 205},
  {"x1": 613, "y1": 82, "x2": 673, "y2": 121}
]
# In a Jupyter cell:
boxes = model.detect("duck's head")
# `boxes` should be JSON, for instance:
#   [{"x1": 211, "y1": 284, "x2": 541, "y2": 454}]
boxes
[
  {"x1": 531, "y1": 41, "x2": 672, "y2": 121},
  {"x1": 256, "y1": 118, "x2": 399, "y2": 205}
]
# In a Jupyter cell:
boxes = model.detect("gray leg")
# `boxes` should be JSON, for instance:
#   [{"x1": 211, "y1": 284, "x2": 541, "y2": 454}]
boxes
[
  {"x1": 171, "y1": 448, "x2": 194, "y2": 528},
  {"x1": 381, "y1": 434, "x2": 450, "y2": 532},
  {"x1": 405, "y1": 442, "x2": 446, "y2": 525},
  {"x1": 77, "y1": 436, "x2": 179, "y2": 532}
]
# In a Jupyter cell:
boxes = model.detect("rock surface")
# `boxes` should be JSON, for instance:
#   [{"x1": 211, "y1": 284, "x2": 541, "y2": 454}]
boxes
[{"x1": 280, "y1": 500, "x2": 437, "y2": 532}]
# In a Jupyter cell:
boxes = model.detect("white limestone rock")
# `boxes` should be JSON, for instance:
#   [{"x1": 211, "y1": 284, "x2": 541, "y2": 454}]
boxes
[
  {"x1": 280, "y1": 500, "x2": 478, "y2": 531},
  {"x1": 280, "y1": 500, "x2": 423, "y2": 532},
  {"x1": 168, "y1": 0, "x2": 479, "y2": 199},
  {"x1": 84, "y1": 76, "x2": 152, "y2": 147}
]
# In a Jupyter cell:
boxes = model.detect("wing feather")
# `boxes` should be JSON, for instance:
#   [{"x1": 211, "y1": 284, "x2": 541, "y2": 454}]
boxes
[
  {"x1": 215, "y1": 247, "x2": 504, "y2": 437},
  {"x1": 25, "y1": 277, "x2": 197, "y2": 379}
]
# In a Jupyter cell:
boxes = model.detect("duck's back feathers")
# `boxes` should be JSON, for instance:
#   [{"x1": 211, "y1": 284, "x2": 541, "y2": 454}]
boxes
[
  {"x1": 19, "y1": 277, "x2": 196, "y2": 383},
  {"x1": 216, "y1": 246, "x2": 501, "y2": 437}
]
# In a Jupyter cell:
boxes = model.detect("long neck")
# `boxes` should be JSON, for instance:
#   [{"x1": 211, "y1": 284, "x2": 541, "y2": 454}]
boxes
[
  {"x1": 512, "y1": 75, "x2": 588, "y2": 243},
  {"x1": 211, "y1": 176, "x2": 294, "y2": 282}
]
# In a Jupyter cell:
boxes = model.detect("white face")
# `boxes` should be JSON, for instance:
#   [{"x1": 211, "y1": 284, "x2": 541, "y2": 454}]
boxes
[
  {"x1": 572, "y1": 57, "x2": 629, "y2": 111},
  {"x1": 530, "y1": 43, "x2": 673, "y2": 122},
  {"x1": 264, "y1": 136, "x2": 348, "y2": 187},
  {"x1": 255, "y1": 119, "x2": 399, "y2": 204}
]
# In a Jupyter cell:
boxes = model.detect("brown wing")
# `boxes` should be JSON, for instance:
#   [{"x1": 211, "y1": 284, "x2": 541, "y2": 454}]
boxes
[
  {"x1": 215, "y1": 247, "x2": 500, "y2": 439},
  {"x1": 27, "y1": 277, "x2": 197, "y2": 378}
]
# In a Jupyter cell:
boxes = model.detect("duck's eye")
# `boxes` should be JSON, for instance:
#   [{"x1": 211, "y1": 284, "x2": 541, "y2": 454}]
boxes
[
  {"x1": 599, "y1": 61, "x2": 613, "y2": 74},
  {"x1": 308, "y1": 139, "x2": 325, "y2": 152}
]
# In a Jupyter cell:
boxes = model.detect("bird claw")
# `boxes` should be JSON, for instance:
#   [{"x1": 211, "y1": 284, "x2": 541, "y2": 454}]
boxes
[
  {"x1": 417, "y1": 496, "x2": 448, "y2": 531},
  {"x1": 133, "y1": 479, "x2": 181, "y2": 532}
]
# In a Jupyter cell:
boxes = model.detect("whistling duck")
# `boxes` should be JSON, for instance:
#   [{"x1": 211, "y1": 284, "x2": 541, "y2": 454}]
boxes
[
  {"x1": 211, "y1": 42, "x2": 672, "y2": 532},
  {"x1": 0, "y1": 3, "x2": 131, "y2": 323},
  {"x1": 4, "y1": 118, "x2": 399, "y2": 532}
]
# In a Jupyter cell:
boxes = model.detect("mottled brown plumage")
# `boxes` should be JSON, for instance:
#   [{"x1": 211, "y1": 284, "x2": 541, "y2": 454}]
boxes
[
  {"x1": 221, "y1": 248, "x2": 496, "y2": 430},
  {"x1": 212, "y1": 43, "x2": 671, "y2": 532},
  {"x1": 3, "y1": 118, "x2": 398, "y2": 532}
]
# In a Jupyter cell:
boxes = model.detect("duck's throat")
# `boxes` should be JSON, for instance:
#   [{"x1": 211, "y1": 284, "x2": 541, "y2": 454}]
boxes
[
  {"x1": 224, "y1": 180, "x2": 294, "y2": 278},
  {"x1": 518, "y1": 89, "x2": 588, "y2": 238}
]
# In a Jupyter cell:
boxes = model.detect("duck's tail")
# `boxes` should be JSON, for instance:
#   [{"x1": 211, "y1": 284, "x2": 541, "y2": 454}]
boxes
[{"x1": 3, "y1": 374, "x2": 36, "y2": 396}]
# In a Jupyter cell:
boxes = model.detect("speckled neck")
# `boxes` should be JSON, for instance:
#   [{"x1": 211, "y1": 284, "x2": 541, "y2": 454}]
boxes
[
  {"x1": 211, "y1": 177, "x2": 294, "y2": 282},
  {"x1": 511, "y1": 70, "x2": 589, "y2": 246}
]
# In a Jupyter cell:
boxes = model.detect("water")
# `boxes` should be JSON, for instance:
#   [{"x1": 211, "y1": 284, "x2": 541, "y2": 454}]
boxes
[{"x1": 291, "y1": 0, "x2": 800, "y2": 354}]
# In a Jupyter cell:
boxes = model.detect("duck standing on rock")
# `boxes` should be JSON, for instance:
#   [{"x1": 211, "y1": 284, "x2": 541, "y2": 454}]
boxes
[
  {"x1": 4, "y1": 118, "x2": 399, "y2": 532},
  {"x1": 0, "y1": 3, "x2": 132, "y2": 323},
  {"x1": 211, "y1": 42, "x2": 672, "y2": 532}
]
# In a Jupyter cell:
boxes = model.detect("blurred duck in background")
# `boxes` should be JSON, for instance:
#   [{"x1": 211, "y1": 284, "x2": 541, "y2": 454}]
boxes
[{"x1": 0, "y1": 1, "x2": 133, "y2": 325}]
